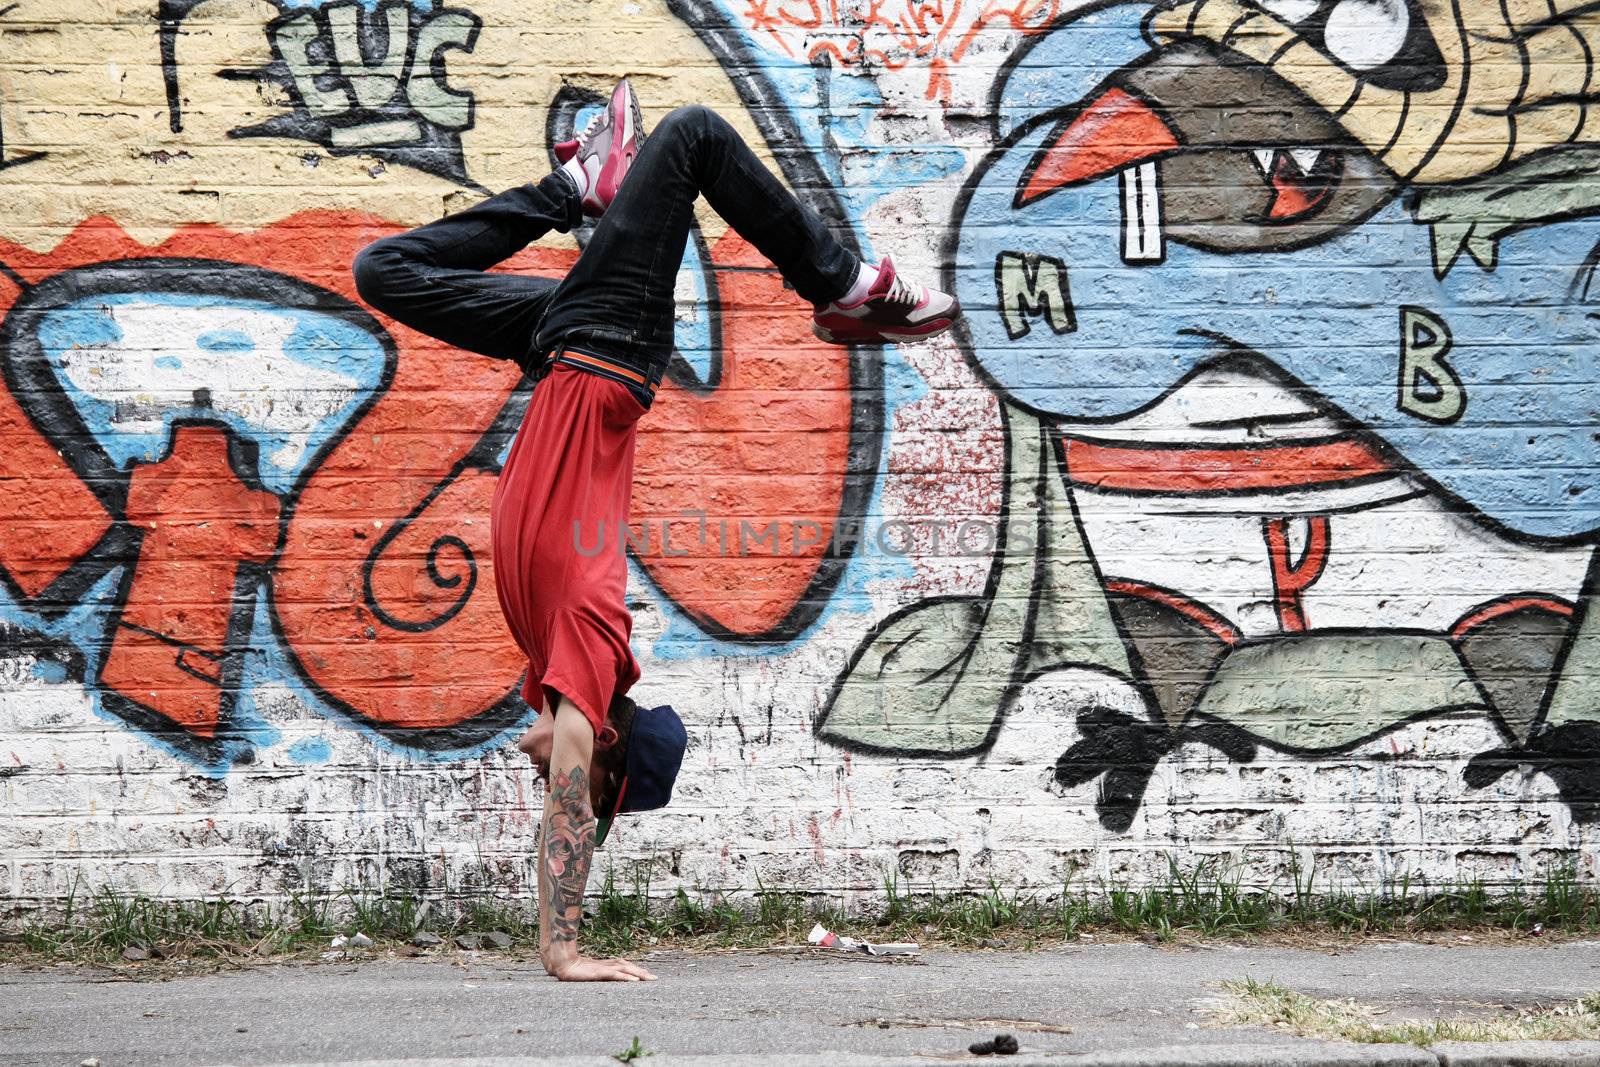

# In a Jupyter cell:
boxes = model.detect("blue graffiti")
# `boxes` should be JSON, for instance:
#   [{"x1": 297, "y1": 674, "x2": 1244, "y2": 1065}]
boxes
[
  {"x1": 36, "y1": 292, "x2": 388, "y2": 496},
  {"x1": 952, "y1": 1, "x2": 1600, "y2": 541}
]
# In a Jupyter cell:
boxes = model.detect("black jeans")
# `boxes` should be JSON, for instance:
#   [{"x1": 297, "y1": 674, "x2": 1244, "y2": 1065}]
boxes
[{"x1": 353, "y1": 105, "x2": 860, "y2": 408}]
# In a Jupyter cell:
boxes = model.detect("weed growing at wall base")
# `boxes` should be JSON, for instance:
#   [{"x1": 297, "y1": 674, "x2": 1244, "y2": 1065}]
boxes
[
  {"x1": 1209, "y1": 977, "x2": 1600, "y2": 1044},
  {"x1": 5, "y1": 858, "x2": 1598, "y2": 966}
]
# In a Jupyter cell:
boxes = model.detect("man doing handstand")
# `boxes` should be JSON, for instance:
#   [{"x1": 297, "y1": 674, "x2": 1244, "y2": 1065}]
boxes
[{"x1": 353, "y1": 80, "x2": 960, "y2": 982}]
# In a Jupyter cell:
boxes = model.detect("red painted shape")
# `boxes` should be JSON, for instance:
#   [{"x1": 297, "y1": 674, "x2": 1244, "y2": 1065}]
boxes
[
  {"x1": 1266, "y1": 151, "x2": 1334, "y2": 220},
  {"x1": 0, "y1": 213, "x2": 853, "y2": 728},
  {"x1": 1267, "y1": 176, "x2": 1320, "y2": 219},
  {"x1": 926, "y1": 58, "x2": 953, "y2": 104},
  {"x1": 630, "y1": 230, "x2": 853, "y2": 638},
  {"x1": 0, "y1": 215, "x2": 545, "y2": 732},
  {"x1": 98, "y1": 425, "x2": 280, "y2": 737},
  {"x1": 1104, "y1": 578, "x2": 1241, "y2": 645},
  {"x1": 1450, "y1": 595, "x2": 1575, "y2": 639},
  {"x1": 273, "y1": 213, "x2": 553, "y2": 730},
  {"x1": 1060, "y1": 435, "x2": 1392, "y2": 493},
  {"x1": 1262, "y1": 515, "x2": 1330, "y2": 633},
  {"x1": 0, "y1": 263, "x2": 113, "y2": 598},
  {"x1": 1020, "y1": 88, "x2": 1179, "y2": 205}
]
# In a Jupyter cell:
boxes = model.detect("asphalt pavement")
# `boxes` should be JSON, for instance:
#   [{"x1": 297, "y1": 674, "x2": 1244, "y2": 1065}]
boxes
[{"x1": 4, "y1": 939, "x2": 1600, "y2": 1066}]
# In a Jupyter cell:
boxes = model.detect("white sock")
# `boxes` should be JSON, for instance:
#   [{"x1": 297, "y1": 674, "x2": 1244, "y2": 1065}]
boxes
[
  {"x1": 835, "y1": 260, "x2": 877, "y2": 306},
  {"x1": 560, "y1": 157, "x2": 590, "y2": 200}
]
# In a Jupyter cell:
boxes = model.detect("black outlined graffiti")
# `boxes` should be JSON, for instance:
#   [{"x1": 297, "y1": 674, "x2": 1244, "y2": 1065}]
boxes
[
  {"x1": 0, "y1": 0, "x2": 890, "y2": 767},
  {"x1": 158, "y1": 0, "x2": 483, "y2": 189},
  {"x1": 639, "y1": 0, "x2": 884, "y2": 644},
  {"x1": 818, "y1": 0, "x2": 1600, "y2": 829},
  {"x1": 0, "y1": 250, "x2": 537, "y2": 760}
]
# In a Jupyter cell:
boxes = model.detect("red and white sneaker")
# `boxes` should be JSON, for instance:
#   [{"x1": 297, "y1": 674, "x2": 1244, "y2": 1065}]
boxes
[
  {"x1": 811, "y1": 256, "x2": 961, "y2": 344},
  {"x1": 554, "y1": 79, "x2": 645, "y2": 217}
]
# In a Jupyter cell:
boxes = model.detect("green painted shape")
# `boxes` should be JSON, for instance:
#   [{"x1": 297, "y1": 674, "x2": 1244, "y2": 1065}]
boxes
[
  {"x1": 816, "y1": 403, "x2": 1133, "y2": 755},
  {"x1": 1397, "y1": 306, "x2": 1464, "y2": 424},
  {"x1": 1544, "y1": 558, "x2": 1600, "y2": 728},
  {"x1": 1193, "y1": 634, "x2": 1487, "y2": 751},
  {"x1": 1019, "y1": 424, "x2": 1133, "y2": 684},
  {"x1": 815, "y1": 596, "x2": 1008, "y2": 754},
  {"x1": 1412, "y1": 145, "x2": 1600, "y2": 276}
]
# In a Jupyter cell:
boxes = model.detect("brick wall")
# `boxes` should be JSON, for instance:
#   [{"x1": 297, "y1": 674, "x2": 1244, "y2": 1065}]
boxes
[{"x1": 2, "y1": 0, "x2": 1597, "y2": 911}]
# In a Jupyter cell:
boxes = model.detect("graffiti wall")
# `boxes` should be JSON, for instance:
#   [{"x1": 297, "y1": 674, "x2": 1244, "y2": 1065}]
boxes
[{"x1": 2, "y1": 0, "x2": 1595, "y2": 908}]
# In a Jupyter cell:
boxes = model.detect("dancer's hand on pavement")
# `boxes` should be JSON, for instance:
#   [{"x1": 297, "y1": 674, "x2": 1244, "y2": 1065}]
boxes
[{"x1": 548, "y1": 954, "x2": 658, "y2": 982}]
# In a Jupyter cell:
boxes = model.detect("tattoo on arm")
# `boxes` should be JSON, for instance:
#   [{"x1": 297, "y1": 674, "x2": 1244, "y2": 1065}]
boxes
[{"x1": 541, "y1": 763, "x2": 596, "y2": 947}]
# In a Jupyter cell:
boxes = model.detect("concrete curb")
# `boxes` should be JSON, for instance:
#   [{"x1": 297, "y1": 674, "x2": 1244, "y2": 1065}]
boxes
[
  {"x1": 246, "y1": 1041, "x2": 1600, "y2": 1067},
  {"x1": 1016, "y1": 1044, "x2": 1438, "y2": 1065},
  {"x1": 1430, "y1": 1041, "x2": 1600, "y2": 1066}
]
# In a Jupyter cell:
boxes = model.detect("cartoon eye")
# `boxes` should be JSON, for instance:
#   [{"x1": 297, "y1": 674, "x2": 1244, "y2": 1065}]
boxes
[
  {"x1": 1323, "y1": 0, "x2": 1409, "y2": 70},
  {"x1": 1246, "y1": 0, "x2": 1443, "y2": 91},
  {"x1": 1256, "y1": 0, "x2": 1319, "y2": 23}
]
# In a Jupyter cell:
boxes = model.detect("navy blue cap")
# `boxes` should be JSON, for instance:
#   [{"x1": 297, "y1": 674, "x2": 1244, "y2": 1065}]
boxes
[{"x1": 595, "y1": 702, "x2": 686, "y2": 847}]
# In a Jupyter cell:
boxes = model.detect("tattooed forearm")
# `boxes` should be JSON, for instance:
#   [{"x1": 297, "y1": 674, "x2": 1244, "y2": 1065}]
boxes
[{"x1": 540, "y1": 763, "x2": 596, "y2": 948}]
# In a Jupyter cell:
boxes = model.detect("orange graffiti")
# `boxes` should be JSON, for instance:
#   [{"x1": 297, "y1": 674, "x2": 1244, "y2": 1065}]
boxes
[
  {"x1": 633, "y1": 230, "x2": 854, "y2": 638},
  {"x1": 1262, "y1": 516, "x2": 1330, "y2": 633},
  {"x1": 0, "y1": 212, "x2": 859, "y2": 746},
  {"x1": 100, "y1": 425, "x2": 279, "y2": 736},
  {"x1": 739, "y1": 0, "x2": 1064, "y2": 103},
  {"x1": 273, "y1": 213, "x2": 552, "y2": 731}
]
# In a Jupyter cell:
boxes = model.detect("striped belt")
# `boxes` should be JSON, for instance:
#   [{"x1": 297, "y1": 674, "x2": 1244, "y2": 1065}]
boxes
[{"x1": 543, "y1": 345, "x2": 660, "y2": 399}]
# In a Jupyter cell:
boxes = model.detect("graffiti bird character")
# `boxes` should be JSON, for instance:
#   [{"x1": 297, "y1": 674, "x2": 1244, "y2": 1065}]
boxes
[{"x1": 818, "y1": 0, "x2": 1600, "y2": 826}]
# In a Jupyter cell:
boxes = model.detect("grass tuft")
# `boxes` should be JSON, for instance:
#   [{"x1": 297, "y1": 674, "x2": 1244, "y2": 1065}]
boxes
[
  {"x1": 1210, "y1": 976, "x2": 1600, "y2": 1044},
  {"x1": 613, "y1": 1036, "x2": 651, "y2": 1062}
]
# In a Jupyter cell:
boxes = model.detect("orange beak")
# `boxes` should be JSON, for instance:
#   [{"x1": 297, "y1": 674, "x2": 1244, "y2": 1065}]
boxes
[{"x1": 1018, "y1": 88, "x2": 1179, "y2": 206}]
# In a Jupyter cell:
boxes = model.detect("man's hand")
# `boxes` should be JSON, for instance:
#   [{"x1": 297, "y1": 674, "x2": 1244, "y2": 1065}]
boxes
[{"x1": 545, "y1": 953, "x2": 658, "y2": 982}]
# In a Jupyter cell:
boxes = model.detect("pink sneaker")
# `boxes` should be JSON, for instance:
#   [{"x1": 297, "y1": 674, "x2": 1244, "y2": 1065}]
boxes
[
  {"x1": 556, "y1": 79, "x2": 645, "y2": 217},
  {"x1": 812, "y1": 256, "x2": 960, "y2": 344}
]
